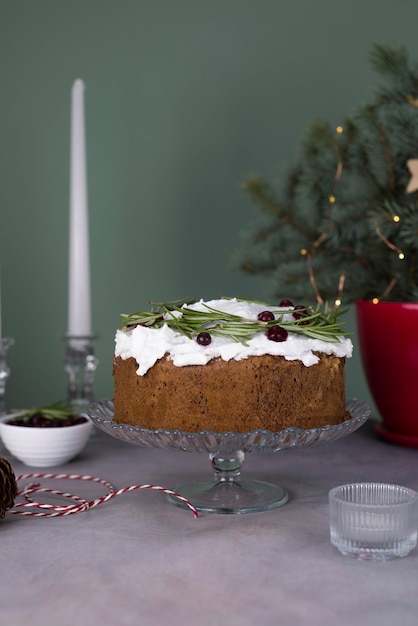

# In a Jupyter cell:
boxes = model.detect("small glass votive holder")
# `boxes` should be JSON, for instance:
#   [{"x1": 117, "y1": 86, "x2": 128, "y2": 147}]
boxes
[{"x1": 329, "y1": 483, "x2": 418, "y2": 560}]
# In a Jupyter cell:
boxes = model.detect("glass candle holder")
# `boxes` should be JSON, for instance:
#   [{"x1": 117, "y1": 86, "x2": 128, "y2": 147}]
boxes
[
  {"x1": 64, "y1": 334, "x2": 98, "y2": 414},
  {"x1": 329, "y1": 482, "x2": 418, "y2": 560},
  {"x1": 0, "y1": 337, "x2": 14, "y2": 416}
]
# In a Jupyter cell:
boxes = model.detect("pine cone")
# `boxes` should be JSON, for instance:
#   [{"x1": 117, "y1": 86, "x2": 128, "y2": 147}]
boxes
[{"x1": 0, "y1": 456, "x2": 18, "y2": 518}]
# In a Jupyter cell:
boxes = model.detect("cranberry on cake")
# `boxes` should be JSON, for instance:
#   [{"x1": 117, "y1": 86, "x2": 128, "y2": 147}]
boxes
[{"x1": 113, "y1": 298, "x2": 353, "y2": 433}]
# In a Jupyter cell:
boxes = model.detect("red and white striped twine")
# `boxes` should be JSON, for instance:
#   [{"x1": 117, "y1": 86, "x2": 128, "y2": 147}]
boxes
[{"x1": 8, "y1": 473, "x2": 198, "y2": 518}]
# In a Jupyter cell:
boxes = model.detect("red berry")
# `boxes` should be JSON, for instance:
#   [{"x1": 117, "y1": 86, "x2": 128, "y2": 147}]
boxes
[
  {"x1": 197, "y1": 332, "x2": 212, "y2": 346},
  {"x1": 6, "y1": 415, "x2": 88, "y2": 428},
  {"x1": 75, "y1": 417, "x2": 88, "y2": 425},
  {"x1": 279, "y1": 299, "x2": 294, "y2": 307},
  {"x1": 293, "y1": 304, "x2": 306, "y2": 318},
  {"x1": 293, "y1": 305, "x2": 310, "y2": 325},
  {"x1": 266, "y1": 325, "x2": 288, "y2": 342},
  {"x1": 257, "y1": 310, "x2": 275, "y2": 322},
  {"x1": 30, "y1": 413, "x2": 44, "y2": 426}
]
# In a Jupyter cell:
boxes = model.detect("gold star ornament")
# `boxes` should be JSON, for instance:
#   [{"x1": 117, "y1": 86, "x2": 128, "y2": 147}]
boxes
[{"x1": 406, "y1": 159, "x2": 418, "y2": 193}]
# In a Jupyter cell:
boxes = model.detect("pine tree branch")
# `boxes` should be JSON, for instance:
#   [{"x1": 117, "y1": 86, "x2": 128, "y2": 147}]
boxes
[
  {"x1": 368, "y1": 105, "x2": 395, "y2": 189},
  {"x1": 234, "y1": 43, "x2": 418, "y2": 303}
]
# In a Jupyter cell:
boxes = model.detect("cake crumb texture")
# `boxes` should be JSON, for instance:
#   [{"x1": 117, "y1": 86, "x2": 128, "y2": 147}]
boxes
[{"x1": 113, "y1": 353, "x2": 348, "y2": 432}]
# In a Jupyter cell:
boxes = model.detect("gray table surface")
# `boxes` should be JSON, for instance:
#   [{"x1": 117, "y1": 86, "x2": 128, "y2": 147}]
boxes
[{"x1": 1, "y1": 417, "x2": 417, "y2": 626}]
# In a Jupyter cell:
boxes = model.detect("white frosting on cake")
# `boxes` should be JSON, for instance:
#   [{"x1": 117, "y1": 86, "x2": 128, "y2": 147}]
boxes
[{"x1": 115, "y1": 298, "x2": 353, "y2": 375}]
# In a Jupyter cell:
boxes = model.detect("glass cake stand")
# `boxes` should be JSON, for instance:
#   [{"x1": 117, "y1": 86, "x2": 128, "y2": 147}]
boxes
[{"x1": 87, "y1": 398, "x2": 370, "y2": 514}]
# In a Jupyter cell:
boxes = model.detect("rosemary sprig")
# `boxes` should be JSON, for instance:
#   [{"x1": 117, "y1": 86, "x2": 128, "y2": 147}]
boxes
[
  {"x1": 120, "y1": 300, "x2": 350, "y2": 344},
  {"x1": 14, "y1": 401, "x2": 78, "y2": 422}
]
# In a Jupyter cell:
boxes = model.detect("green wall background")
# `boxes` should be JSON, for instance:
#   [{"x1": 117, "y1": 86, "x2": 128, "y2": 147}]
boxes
[{"x1": 1, "y1": 0, "x2": 418, "y2": 415}]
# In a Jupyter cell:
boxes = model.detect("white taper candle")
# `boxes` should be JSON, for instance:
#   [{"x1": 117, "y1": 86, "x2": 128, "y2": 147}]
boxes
[{"x1": 68, "y1": 79, "x2": 91, "y2": 338}]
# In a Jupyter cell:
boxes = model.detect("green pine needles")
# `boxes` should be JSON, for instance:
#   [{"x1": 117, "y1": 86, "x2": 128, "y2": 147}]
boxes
[{"x1": 233, "y1": 43, "x2": 418, "y2": 303}]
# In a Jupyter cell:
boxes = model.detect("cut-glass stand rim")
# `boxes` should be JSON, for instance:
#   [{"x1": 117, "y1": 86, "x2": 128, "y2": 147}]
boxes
[{"x1": 87, "y1": 397, "x2": 370, "y2": 455}]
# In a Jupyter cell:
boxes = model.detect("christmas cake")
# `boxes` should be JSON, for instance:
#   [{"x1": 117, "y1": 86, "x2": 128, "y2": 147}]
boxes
[{"x1": 113, "y1": 298, "x2": 352, "y2": 433}]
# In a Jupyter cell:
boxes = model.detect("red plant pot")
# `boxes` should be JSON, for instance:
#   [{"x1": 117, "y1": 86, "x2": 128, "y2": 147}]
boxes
[{"x1": 356, "y1": 299, "x2": 418, "y2": 446}]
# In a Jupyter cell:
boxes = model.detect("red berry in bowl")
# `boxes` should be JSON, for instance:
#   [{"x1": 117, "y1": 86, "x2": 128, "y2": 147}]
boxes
[{"x1": 6, "y1": 412, "x2": 88, "y2": 428}]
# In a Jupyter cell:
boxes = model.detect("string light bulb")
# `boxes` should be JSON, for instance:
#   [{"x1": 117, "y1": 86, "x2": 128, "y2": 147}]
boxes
[
  {"x1": 334, "y1": 299, "x2": 342, "y2": 307},
  {"x1": 393, "y1": 215, "x2": 400, "y2": 223},
  {"x1": 329, "y1": 195, "x2": 336, "y2": 203},
  {"x1": 398, "y1": 252, "x2": 405, "y2": 260},
  {"x1": 372, "y1": 298, "x2": 379, "y2": 304},
  {"x1": 300, "y1": 248, "x2": 308, "y2": 256},
  {"x1": 336, "y1": 126, "x2": 344, "y2": 134}
]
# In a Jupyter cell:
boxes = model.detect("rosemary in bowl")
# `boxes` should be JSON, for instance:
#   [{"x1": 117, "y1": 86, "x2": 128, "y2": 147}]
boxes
[{"x1": 5, "y1": 402, "x2": 88, "y2": 428}]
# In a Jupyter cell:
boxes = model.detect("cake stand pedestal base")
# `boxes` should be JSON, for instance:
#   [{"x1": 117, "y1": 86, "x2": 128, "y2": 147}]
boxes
[
  {"x1": 167, "y1": 450, "x2": 288, "y2": 514},
  {"x1": 87, "y1": 397, "x2": 372, "y2": 516}
]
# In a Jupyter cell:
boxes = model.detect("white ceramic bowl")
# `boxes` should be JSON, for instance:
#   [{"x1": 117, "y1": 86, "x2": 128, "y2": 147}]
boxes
[{"x1": 0, "y1": 414, "x2": 94, "y2": 467}]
